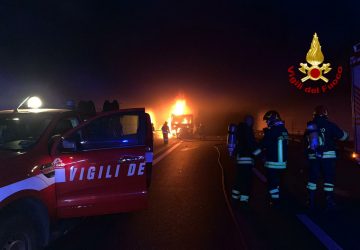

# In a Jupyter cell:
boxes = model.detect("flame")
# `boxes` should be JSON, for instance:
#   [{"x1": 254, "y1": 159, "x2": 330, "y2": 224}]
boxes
[
  {"x1": 172, "y1": 99, "x2": 186, "y2": 115},
  {"x1": 182, "y1": 118, "x2": 188, "y2": 124},
  {"x1": 166, "y1": 117, "x2": 174, "y2": 138},
  {"x1": 306, "y1": 33, "x2": 324, "y2": 66}
]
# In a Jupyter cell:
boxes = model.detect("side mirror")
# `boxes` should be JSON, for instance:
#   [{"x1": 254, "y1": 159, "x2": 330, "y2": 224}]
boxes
[
  {"x1": 48, "y1": 134, "x2": 61, "y2": 155},
  {"x1": 62, "y1": 140, "x2": 77, "y2": 152}
]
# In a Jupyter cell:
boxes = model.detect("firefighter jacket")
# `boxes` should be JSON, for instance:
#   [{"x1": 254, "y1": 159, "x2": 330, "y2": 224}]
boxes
[
  {"x1": 259, "y1": 121, "x2": 289, "y2": 169},
  {"x1": 305, "y1": 116, "x2": 348, "y2": 160},
  {"x1": 161, "y1": 125, "x2": 170, "y2": 134},
  {"x1": 235, "y1": 122, "x2": 259, "y2": 165}
]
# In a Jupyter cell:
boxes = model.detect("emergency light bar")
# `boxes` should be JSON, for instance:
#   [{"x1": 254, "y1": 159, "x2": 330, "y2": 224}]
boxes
[
  {"x1": 27, "y1": 96, "x2": 42, "y2": 109},
  {"x1": 15, "y1": 96, "x2": 43, "y2": 111}
]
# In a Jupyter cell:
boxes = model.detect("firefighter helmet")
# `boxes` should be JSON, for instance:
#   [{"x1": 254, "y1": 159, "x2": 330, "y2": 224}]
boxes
[
  {"x1": 263, "y1": 110, "x2": 281, "y2": 122},
  {"x1": 313, "y1": 105, "x2": 328, "y2": 117},
  {"x1": 244, "y1": 114, "x2": 254, "y2": 127}
]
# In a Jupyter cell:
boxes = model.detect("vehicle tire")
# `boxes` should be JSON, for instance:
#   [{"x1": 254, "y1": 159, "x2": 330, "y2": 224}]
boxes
[{"x1": 0, "y1": 213, "x2": 39, "y2": 250}]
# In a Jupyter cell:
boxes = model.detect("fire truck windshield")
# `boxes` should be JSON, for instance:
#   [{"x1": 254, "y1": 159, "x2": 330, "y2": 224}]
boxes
[{"x1": 0, "y1": 113, "x2": 53, "y2": 151}]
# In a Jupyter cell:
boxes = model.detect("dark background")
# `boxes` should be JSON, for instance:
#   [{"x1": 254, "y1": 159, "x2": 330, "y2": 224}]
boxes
[{"x1": 0, "y1": 0, "x2": 359, "y2": 134}]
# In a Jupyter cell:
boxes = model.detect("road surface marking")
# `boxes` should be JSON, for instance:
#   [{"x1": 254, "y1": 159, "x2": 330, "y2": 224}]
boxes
[
  {"x1": 248, "y1": 160, "x2": 344, "y2": 249},
  {"x1": 296, "y1": 214, "x2": 343, "y2": 250},
  {"x1": 154, "y1": 141, "x2": 178, "y2": 157},
  {"x1": 180, "y1": 145, "x2": 199, "y2": 151},
  {"x1": 214, "y1": 146, "x2": 249, "y2": 250},
  {"x1": 153, "y1": 141, "x2": 182, "y2": 166},
  {"x1": 216, "y1": 145, "x2": 345, "y2": 249}
]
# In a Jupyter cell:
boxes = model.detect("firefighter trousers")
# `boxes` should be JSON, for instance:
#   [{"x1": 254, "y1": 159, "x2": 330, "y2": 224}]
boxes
[
  {"x1": 232, "y1": 164, "x2": 253, "y2": 202},
  {"x1": 266, "y1": 168, "x2": 284, "y2": 201},
  {"x1": 162, "y1": 133, "x2": 169, "y2": 144},
  {"x1": 307, "y1": 158, "x2": 336, "y2": 195}
]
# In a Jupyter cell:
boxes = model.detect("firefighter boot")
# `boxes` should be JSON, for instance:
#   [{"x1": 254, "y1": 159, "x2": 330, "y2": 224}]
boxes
[
  {"x1": 239, "y1": 195, "x2": 250, "y2": 211},
  {"x1": 306, "y1": 190, "x2": 316, "y2": 211}
]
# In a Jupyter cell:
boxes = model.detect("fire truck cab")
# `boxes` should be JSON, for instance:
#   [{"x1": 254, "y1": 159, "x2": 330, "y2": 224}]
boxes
[{"x1": 0, "y1": 101, "x2": 153, "y2": 249}]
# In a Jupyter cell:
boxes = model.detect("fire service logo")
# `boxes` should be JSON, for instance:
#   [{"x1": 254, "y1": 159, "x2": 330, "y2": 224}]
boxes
[{"x1": 288, "y1": 33, "x2": 342, "y2": 94}]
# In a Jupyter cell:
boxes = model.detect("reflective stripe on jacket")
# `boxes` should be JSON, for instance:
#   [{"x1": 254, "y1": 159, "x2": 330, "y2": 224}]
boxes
[
  {"x1": 236, "y1": 156, "x2": 255, "y2": 165},
  {"x1": 260, "y1": 121, "x2": 288, "y2": 169}
]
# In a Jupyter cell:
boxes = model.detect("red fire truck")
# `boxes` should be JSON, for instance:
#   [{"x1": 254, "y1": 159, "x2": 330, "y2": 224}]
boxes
[
  {"x1": 351, "y1": 42, "x2": 360, "y2": 163},
  {"x1": 0, "y1": 97, "x2": 153, "y2": 249}
]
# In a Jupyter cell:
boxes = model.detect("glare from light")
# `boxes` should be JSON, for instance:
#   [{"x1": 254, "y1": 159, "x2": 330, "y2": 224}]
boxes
[
  {"x1": 146, "y1": 109, "x2": 156, "y2": 128},
  {"x1": 172, "y1": 100, "x2": 186, "y2": 116},
  {"x1": 27, "y1": 96, "x2": 42, "y2": 109},
  {"x1": 352, "y1": 152, "x2": 357, "y2": 159},
  {"x1": 181, "y1": 118, "x2": 188, "y2": 124}
]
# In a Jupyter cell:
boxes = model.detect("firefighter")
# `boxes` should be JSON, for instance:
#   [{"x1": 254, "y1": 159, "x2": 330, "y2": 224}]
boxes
[
  {"x1": 161, "y1": 121, "x2": 170, "y2": 144},
  {"x1": 260, "y1": 110, "x2": 288, "y2": 208},
  {"x1": 304, "y1": 105, "x2": 348, "y2": 210},
  {"x1": 231, "y1": 115, "x2": 259, "y2": 207}
]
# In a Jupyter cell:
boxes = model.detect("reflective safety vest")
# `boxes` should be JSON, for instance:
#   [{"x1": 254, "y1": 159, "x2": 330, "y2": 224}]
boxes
[{"x1": 259, "y1": 121, "x2": 288, "y2": 169}]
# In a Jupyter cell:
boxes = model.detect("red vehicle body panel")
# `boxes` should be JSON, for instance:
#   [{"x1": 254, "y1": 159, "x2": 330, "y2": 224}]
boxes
[
  {"x1": 0, "y1": 108, "x2": 151, "y2": 223},
  {"x1": 0, "y1": 110, "x2": 75, "y2": 220},
  {"x1": 54, "y1": 146, "x2": 147, "y2": 218}
]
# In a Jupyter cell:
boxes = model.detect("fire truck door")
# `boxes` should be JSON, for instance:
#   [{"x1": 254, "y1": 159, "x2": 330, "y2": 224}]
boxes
[{"x1": 52, "y1": 110, "x2": 147, "y2": 218}]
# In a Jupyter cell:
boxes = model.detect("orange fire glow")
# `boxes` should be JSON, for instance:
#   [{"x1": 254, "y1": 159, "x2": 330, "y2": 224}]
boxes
[
  {"x1": 172, "y1": 99, "x2": 186, "y2": 115},
  {"x1": 182, "y1": 118, "x2": 188, "y2": 124},
  {"x1": 146, "y1": 109, "x2": 156, "y2": 127},
  {"x1": 145, "y1": 97, "x2": 192, "y2": 139}
]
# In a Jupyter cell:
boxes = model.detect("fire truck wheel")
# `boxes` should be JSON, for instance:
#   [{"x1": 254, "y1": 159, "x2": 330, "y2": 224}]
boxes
[{"x1": 0, "y1": 213, "x2": 39, "y2": 250}]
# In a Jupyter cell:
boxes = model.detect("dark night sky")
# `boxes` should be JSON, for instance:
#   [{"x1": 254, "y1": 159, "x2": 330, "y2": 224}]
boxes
[{"x1": 0, "y1": 0, "x2": 359, "y2": 132}]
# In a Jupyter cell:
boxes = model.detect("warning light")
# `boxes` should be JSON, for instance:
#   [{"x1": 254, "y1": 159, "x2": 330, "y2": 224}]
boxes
[
  {"x1": 352, "y1": 152, "x2": 358, "y2": 159},
  {"x1": 27, "y1": 96, "x2": 42, "y2": 109}
]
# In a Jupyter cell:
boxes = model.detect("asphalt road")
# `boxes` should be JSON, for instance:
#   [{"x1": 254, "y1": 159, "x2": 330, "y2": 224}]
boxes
[{"x1": 46, "y1": 136, "x2": 360, "y2": 250}]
